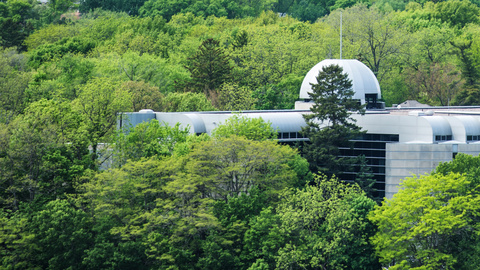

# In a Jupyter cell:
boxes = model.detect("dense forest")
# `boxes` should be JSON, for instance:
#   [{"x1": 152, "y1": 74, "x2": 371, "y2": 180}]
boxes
[{"x1": 2, "y1": 0, "x2": 480, "y2": 269}]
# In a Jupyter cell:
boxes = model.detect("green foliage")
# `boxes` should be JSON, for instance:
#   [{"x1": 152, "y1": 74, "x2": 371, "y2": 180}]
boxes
[
  {"x1": 288, "y1": 0, "x2": 329, "y2": 22},
  {"x1": 79, "y1": 0, "x2": 148, "y2": 16},
  {"x1": 39, "y1": 0, "x2": 78, "y2": 25},
  {"x1": 185, "y1": 135, "x2": 298, "y2": 202},
  {"x1": 205, "y1": 187, "x2": 270, "y2": 269},
  {"x1": 24, "y1": 24, "x2": 79, "y2": 51},
  {"x1": 0, "y1": 47, "x2": 31, "y2": 124},
  {"x1": 433, "y1": 0, "x2": 480, "y2": 29},
  {"x1": 354, "y1": 155, "x2": 377, "y2": 200},
  {"x1": 82, "y1": 132, "x2": 302, "y2": 268},
  {"x1": 182, "y1": 38, "x2": 233, "y2": 96},
  {"x1": 379, "y1": 71, "x2": 409, "y2": 106},
  {"x1": 327, "y1": 6, "x2": 409, "y2": 81},
  {"x1": 139, "y1": 0, "x2": 277, "y2": 20},
  {"x1": 8, "y1": 1, "x2": 480, "y2": 268},
  {"x1": 162, "y1": 92, "x2": 216, "y2": 112},
  {"x1": 74, "y1": 77, "x2": 132, "y2": 165},
  {"x1": 55, "y1": 55, "x2": 95, "y2": 100},
  {"x1": 25, "y1": 55, "x2": 95, "y2": 102},
  {"x1": 243, "y1": 207, "x2": 284, "y2": 269},
  {"x1": 231, "y1": 23, "x2": 328, "y2": 91},
  {"x1": 450, "y1": 32, "x2": 480, "y2": 104},
  {"x1": 404, "y1": 62, "x2": 463, "y2": 106},
  {"x1": 28, "y1": 37, "x2": 96, "y2": 69},
  {"x1": 0, "y1": 99, "x2": 89, "y2": 210},
  {"x1": 81, "y1": 159, "x2": 165, "y2": 268},
  {"x1": 435, "y1": 152, "x2": 480, "y2": 186},
  {"x1": 29, "y1": 199, "x2": 93, "y2": 269},
  {"x1": 370, "y1": 170, "x2": 480, "y2": 269},
  {"x1": 212, "y1": 114, "x2": 278, "y2": 140},
  {"x1": 276, "y1": 174, "x2": 380, "y2": 269},
  {"x1": 76, "y1": 10, "x2": 130, "y2": 42},
  {"x1": 302, "y1": 64, "x2": 365, "y2": 176},
  {"x1": 91, "y1": 51, "x2": 187, "y2": 94},
  {"x1": 216, "y1": 82, "x2": 256, "y2": 111},
  {"x1": 0, "y1": 0, "x2": 36, "y2": 50},
  {"x1": 121, "y1": 80, "x2": 164, "y2": 112},
  {"x1": 114, "y1": 120, "x2": 189, "y2": 166},
  {"x1": 232, "y1": 29, "x2": 249, "y2": 49},
  {"x1": 254, "y1": 74, "x2": 302, "y2": 110},
  {"x1": 0, "y1": 208, "x2": 38, "y2": 269}
]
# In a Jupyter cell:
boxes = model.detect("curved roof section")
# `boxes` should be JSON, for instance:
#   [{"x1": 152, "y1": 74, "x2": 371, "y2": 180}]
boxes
[
  {"x1": 300, "y1": 59, "x2": 381, "y2": 101},
  {"x1": 247, "y1": 112, "x2": 306, "y2": 132},
  {"x1": 421, "y1": 116, "x2": 452, "y2": 136},
  {"x1": 183, "y1": 113, "x2": 207, "y2": 134}
]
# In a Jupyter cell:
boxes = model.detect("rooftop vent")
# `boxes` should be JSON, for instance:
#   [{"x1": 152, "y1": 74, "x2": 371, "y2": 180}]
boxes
[
  {"x1": 408, "y1": 111, "x2": 425, "y2": 116},
  {"x1": 139, "y1": 109, "x2": 154, "y2": 113}
]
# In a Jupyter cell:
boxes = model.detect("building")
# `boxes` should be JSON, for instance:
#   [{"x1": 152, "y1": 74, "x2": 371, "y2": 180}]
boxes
[{"x1": 119, "y1": 59, "x2": 480, "y2": 199}]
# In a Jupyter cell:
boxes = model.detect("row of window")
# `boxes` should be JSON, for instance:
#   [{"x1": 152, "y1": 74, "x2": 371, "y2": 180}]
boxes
[
  {"x1": 352, "y1": 141, "x2": 387, "y2": 150},
  {"x1": 434, "y1": 134, "x2": 480, "y2": 142},
  {"x1": 340, "y1": 148, "x2": 387, "y2": 158},
  {"x1": 353, "y1": 133, "x2": 400, "y2": 142},
  {"x1": 435, "y1": 135, "x2": 453, "y2": 141},
  {"x1": 467, "y1": 135, "x2": 480, "y2": 141},
  {"x1": 277, "y1": 132, "x2": 307, "y2": 140},
  {"x1": 279, "y1": 132, "x2": 480, "y2": 142}
]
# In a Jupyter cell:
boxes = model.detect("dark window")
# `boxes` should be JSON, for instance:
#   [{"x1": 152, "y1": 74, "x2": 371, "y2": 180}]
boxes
[
  {"x1": 365, "y1": 94, "x2": 378, "y2": 109},
  {"x1": 435, "y1": 135, "x2": 453, "y2": 141}
]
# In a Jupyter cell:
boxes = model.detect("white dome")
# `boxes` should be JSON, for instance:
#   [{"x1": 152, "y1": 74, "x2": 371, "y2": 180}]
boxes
[{"x1": 299, "y1": 59, "x2": 381, "y2": 104}]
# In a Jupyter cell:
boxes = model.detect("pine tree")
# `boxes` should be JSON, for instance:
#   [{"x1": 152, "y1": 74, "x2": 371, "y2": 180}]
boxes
[
  {"x1": 301, "y1": 64, "x2": 365, "y2": 177},
  {"x1": 184, "y1": 38, "x2": 232, "y2": 97}
]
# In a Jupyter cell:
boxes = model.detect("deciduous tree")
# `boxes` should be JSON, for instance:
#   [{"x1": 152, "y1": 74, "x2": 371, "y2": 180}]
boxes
[
  {"x1": 114, "y1": 120, "x2": 189, "y2": 166},
  {"x1": 216, "y1": 82, "x2": 256, "y2": 111},
  {"x1": 1, "y1": 100, "x2": 89, "y2": 210},
  {"x1": 121, "y1": 80, "x2": 164, "y2": 112},
  {"x1": 74, "y1": 77, "x2": 132, "y2": 166},
  {"x1": 186, "y1": 135, "x2": 297, "y2": 202},
  {"x1": 370, "y1": 170, "x2": 480, "y2": 270},
  {"x1": 162, "y1": 92, "x2": 216, "y2": 112},
  {"x1": 276, "y1": 174, "x2": 380, "y2": 269},
  {"x1": 211, "y1": 114, "x2": 277, "y2": 141},
  {"x1": 327, "y1": 5, "x2": 410, "y2": 82}
]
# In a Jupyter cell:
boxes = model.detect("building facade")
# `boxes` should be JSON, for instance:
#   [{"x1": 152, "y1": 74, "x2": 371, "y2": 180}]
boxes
[{"x1": 119, "y1": 59, "x2": 480, "y2": 198}]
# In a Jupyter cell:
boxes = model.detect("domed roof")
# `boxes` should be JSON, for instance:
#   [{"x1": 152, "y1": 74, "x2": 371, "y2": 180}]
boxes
[{"x1": 299, "y1": 59, "x2": 381, "y2": 103}]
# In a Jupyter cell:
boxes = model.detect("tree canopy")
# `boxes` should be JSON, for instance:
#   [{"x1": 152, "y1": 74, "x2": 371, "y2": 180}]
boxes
[
  {"x1": 4, "y1": 0, "x2": 480, "y2": 268},
  {"x1": 370, "y1": 154, "x2": 480, "y2": 269}
]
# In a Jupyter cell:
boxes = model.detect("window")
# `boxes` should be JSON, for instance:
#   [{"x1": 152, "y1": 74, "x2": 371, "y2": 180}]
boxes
[
  {"x1": 467, "y1": 135, "x2": 480, "y2": 141},
  {"x1": 435, "y1": 135, "x2": 452, "y2": 141}
]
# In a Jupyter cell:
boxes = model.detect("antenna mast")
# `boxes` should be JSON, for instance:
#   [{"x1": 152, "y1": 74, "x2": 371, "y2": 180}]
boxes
[{"x1": 340, "y1": 11, "x2": 343, "y2": 59}]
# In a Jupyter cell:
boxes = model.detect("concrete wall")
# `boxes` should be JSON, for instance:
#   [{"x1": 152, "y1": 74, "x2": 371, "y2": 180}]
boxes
[{"x1": 385, "y1": 143, "x2": 480, "y2": 199}]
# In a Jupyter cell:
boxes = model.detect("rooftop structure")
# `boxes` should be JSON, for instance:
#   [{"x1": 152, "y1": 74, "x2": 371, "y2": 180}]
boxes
[
  {"x1": 300, "y1": 59, "x2": 382, "y2": 108},
  {"x1": 119, "y1": 59, "x2": 480, "y2": 199}
]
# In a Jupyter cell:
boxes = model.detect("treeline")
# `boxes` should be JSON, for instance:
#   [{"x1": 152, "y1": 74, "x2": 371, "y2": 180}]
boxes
[
  {"x1": 2, "y1": 0, "x2": 480, "y2": 269},
  {"x1": 2, "y1": 116, "x2": 480, "y2": 269},
  {"x1": 2, "y1": 0, "x2": 480, "y2": 120}
]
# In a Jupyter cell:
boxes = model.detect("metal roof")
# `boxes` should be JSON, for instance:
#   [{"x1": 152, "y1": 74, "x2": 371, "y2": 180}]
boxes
[{"x1": 299, "y1": 59, "x2": 381, "y2": 103}]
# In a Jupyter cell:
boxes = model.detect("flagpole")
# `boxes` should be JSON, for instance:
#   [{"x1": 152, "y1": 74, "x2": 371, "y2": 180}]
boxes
[{"x1": 340, "y1": 11, "x2": 342, "y2": 59}]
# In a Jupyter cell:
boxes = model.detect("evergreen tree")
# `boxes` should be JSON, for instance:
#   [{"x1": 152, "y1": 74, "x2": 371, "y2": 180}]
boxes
[
  {"x1": 451, "y1": 40, "x2": 480, "y2": 105},
  {"x1": 301, "y1": 64, "x2": 365, "y2": 177},
  {"x1": 232, "y1": 30, "x2": 249, "y2": 50},
  {"x1": 354, "y1": 155, "x2": 377, "y2": 200},
  {"x1": 183, "y1": 38, "x2": 232, "y2": 97}
]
